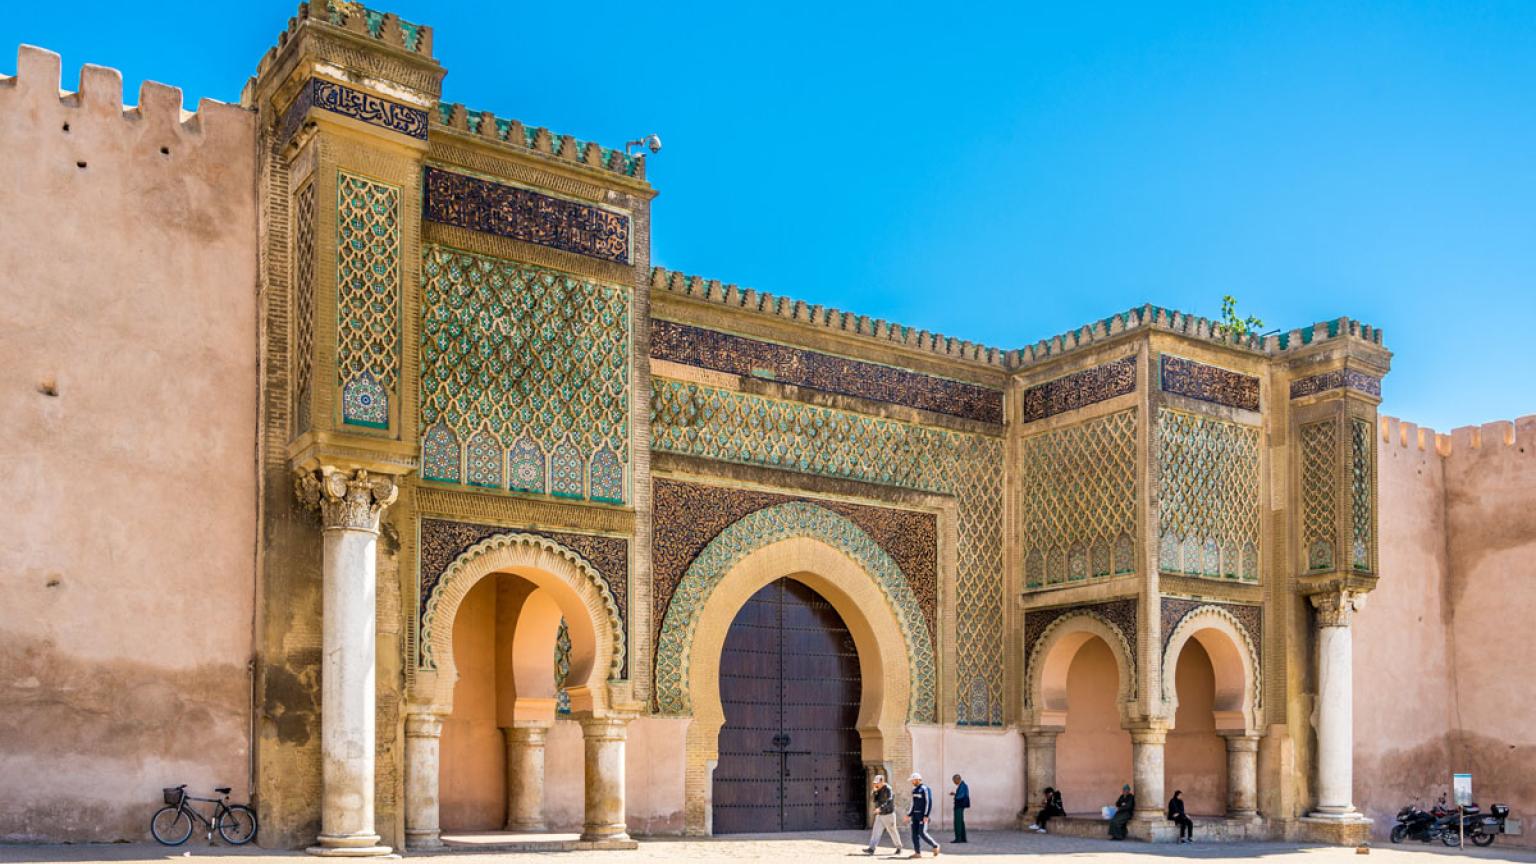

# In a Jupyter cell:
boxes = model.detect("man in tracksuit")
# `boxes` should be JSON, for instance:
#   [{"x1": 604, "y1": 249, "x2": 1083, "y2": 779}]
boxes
[
  {"x1": 904, "y1": 772, "x2": 941, "y2": 857},
  {"x1": 863, "y1": 775, "x2": 904, "y2": 855}
]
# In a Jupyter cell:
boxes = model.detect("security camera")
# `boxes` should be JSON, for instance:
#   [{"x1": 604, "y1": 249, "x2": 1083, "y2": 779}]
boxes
[{"x1": 626, "y1": 134, "x2": 663, "y2": 156}]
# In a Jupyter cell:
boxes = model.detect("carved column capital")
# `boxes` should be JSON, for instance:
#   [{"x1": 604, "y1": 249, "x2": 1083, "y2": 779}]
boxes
[
  {"x1": 404, "y1": 711, "x2": 444, "y2": 739},
  {"x1": 296, "y1": 466, "x2": 399, "y2": 532},
  {"x1": 1310, "y1": 589, "x2": 1366, "y2": 628}
]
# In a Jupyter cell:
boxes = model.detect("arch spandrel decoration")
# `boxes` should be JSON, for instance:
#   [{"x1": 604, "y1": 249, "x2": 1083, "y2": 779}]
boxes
[
  {"x1": 654, "y1": 501, "x2": 937, "y2": 723},
  {"x1": 1024, "y1": 610, "x2": 1138, "y2": 727},
  {"x1": 1160, "y1": 603, "x2": 1262, "y2": 733},
  {"x1": 419, "y1": 531, "x2": 626, "y2": 684}
]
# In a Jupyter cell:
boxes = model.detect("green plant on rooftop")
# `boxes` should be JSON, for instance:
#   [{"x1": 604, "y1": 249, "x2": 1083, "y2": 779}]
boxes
[{"x1": 1219, "y1": 295, "x2": 1265, "y2": 340}]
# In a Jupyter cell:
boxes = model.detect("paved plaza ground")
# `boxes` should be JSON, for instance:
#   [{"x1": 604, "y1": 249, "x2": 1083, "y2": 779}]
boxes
[{"x1": 3, "y1": 832, "x2": 1534, "y2": 864}]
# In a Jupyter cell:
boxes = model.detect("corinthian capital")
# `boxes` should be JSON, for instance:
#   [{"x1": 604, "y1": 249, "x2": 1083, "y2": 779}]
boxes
[
  {"x1": 295, "y1": 466, "x2": 399, "y2": 531},
  {"x1": 1310, "y1": 590, "x2": 1366, "y2": 628}
]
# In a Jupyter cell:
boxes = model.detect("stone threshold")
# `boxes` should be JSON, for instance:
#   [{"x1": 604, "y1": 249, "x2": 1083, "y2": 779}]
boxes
[
  {"x1": 412, "y1": 832, "x2": 639, "y2": 855},
  {"x1": 1028, "y1": 814, "x2": 1270, "y2": 843}
]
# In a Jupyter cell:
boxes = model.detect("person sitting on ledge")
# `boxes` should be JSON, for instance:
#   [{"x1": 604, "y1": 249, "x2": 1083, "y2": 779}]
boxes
[
  {"x1": 1108, "y1": 783, "x2": 1135, "y2": 840},
  {"x1": 1027, "y1": 786, "x2": 1064, "y2": 833},
  {"x1": 1168, "y1": 789, "x2": 1194, "y2": 843}
]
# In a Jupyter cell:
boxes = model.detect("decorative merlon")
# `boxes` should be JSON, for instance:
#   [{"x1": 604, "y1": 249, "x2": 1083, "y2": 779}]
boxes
[
  {"x1": 433, "y1": 103, "x2": 643, "y2": 179},
  {"x1": 650, "y1": 266, "x2": 1007, "y2": 367},
  {"x1": 0, "y1": 45, "x2": 247, "y2": 138},
  {"x1": 253, "y1": 0, "x2": 434, "y2": 85},
  {"x1": 1380, "y1": 414, "x2": 1536, "y2": 458}
]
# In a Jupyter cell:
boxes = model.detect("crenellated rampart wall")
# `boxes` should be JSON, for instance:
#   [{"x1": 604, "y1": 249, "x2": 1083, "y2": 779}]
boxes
[
  {"x1": 1359, "y1": 415, "x2": 1536, "y2": 844},
  {"x1": 0, "y1": 47, "x2": 258, "y2": 842}
]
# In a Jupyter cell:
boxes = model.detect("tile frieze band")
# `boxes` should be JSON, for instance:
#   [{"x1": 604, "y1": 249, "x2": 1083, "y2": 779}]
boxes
[
  {"x1": 280, "y1": 77, "x2": 430, "y2": 144},
  {"x1": 1159, "y1": 354, "x2": 1261, "y2": 412},
  {"x1": 1020, "y1": 356, "x2": 1137, "y2": 423},
  {"x1": 1290, "y1": 368, "x2": 1383, "y2": 400},
  {"x1": 650, "y1": 319, "x2": 1004, "y2": 424},
  {"x1": 422, "y1": 166, "x2": 630, "y2": 264}
]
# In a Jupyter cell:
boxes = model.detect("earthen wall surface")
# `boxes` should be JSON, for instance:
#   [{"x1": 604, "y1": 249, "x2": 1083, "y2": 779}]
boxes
[
  {"x1": 0, "y1": 48, "x2": 258, "y2": 842},
  {"x1": 1359, "y1": 416, "x2": 1536, "y2": 844}
]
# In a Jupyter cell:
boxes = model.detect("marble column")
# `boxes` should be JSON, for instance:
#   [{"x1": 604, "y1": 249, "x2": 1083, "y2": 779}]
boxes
[
  {"x1": 1023, "y1": 727, "x2": 1061, "y2": 818},
  {"x1": 503, "y1": 726, "x2": 549, "y2": 832},
  {"x1": 1223, "y1": 733, "x2": 1260, "y2": 819},
  {"x1": 1311, "y1": 591, "x2": 1364, "y2": 817},
  {"x1": 298, "y1": 467, "x2": 398, "y2": 857},
  {"x1": 1129, "y1": 726, "x2": 1167, "y2": 819},
  {"x1": 580, "y1": 716, "x2": 630, "y2": 841},
  {"x1": 404, "y1": 710, "x2": 444, "y2": 849}
]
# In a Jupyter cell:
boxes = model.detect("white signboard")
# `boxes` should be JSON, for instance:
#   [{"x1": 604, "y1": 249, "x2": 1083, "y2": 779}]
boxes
[{"x1": 1453, "y1": 773, "x2": 1473, "y2": 807}]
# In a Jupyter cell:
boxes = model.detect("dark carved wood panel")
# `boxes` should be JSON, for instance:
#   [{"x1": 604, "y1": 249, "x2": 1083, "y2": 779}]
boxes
[{"x1": 713, "y1": 578, "x2": 864, "y2": 833}]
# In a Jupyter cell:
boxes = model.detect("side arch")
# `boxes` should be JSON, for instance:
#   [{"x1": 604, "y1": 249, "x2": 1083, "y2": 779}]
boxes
[
  {"x1": 418, "y1": 532, "x2": 625, "y2": 714},
  {"x1": 1161, "y1": 604, "x2": 1261, "y2": 733},
  {"x1": 1024, "y1": 611, "x2": 1137, "y2": 727},
  {"x1": 654, "y1": 501, "x2": 935, "y2": 723}
]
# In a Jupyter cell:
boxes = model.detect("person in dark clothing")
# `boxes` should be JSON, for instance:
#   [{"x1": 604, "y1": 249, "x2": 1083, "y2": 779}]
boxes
[
  {"x1": 1108, "y1": 784, "x2": 1135, "y2": 840},
  {"x1": 950, "y1": 774, "x2": 970, "y2": 843},
  {"x1": 1168, "y1": 790, "x2": 1194, "y2": 843},
  {"x1": 1028, "y1": 787, "x2": 1064, "y2": 833},
  {"x1": 863, "y1": 775, "x2": 904, "y2": 855},
  {"x1": 904, "y1": 772, "x2": 941, "y2": 857}
]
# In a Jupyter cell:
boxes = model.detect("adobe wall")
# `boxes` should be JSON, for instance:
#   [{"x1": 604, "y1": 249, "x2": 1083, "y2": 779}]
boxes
[
  {"x1": 0, "y1": 47, "x2": 258, "y2": 842},
  {"x1": 1359, "y1": 416, "x2": 1536, "y2": 844}
]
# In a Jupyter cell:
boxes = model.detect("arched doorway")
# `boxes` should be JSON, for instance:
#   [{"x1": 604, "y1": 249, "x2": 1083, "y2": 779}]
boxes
[
  {"x1": 713, "y1": 577, "x2": 864, "y2": 833},
  {"x1": 1056, "y1": 636, "x2": 1133, "y2": 803},
  {"x1": 1165, "y1": 638, "x2": 1226, "y2": 815},
  {"x1": 404, "y1": 532, "x2": 629, "y2": 849},
  {"x1": 438, "y1": 573, "x2": 569, "y2": 832}
]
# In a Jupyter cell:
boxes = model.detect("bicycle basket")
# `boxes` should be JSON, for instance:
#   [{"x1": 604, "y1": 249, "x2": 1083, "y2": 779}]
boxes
[{"x1": 163, "y1": 787, "x2": 185, "y2": 806}]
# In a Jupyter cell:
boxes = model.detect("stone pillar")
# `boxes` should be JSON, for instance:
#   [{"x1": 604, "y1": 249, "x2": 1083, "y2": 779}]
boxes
[
  {"x1": 1023, "y1": 727, "x2": 1061, "y2": 818},
  {"x1": 580, "y1": 716, "x2": 630, "y2": 842},
  {"x1": 404, "y1": 710, "x2": 444, "y2": 849},
  {"x1": 298, "y1": 467, "x2": 398, "y2": 857},
  {"x1": 1129, "y1": 726, "x2": 1167, "y2": 820},
  {"x1": 1223, "y1": 733, "x2": 1260, "y2": 820},
  {"x1": 503, "y1": 726, "x2": 549, "y2": 832},
  {"x1": 1311, "y1": 591, "x2": 1364, "y2": 817}
]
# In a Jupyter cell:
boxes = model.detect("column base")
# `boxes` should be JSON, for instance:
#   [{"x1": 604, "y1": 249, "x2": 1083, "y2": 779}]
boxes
[
  {"x1": 580, "y1": 827, "x2": 631, "y2": 843},
  {"x1": 1298, "y1": 813, "x2": 1372, "y2": 846},
  {"x1": 403, "y1": 831, "x2": 442, "y2": 851},
  {"x1": 505, "y1": 820, "x2": 548, "y2": 833},
  {"x1": 308, "y1": 832, "x2": 393, "y2": 857}
]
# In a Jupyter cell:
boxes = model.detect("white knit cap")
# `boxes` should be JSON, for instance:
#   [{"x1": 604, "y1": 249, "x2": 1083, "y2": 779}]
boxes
[
  {"x1": 910, "y1": 772, "x2": 923, "y2": 781},
  {"x1": 874, "y1": 775, "x2": 886, "y2": 784}
]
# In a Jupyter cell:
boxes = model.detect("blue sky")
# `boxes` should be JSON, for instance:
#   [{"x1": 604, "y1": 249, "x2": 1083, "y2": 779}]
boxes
[{"x1": 8, "y1": 1, "x2": 1534, "y2": 429}]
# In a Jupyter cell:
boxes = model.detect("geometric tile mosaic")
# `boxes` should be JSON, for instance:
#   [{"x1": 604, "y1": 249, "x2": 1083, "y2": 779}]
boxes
[
  {"x1": 1300, "y1": 420, "x2": 1337, "y2": 572},
  {"x1": 292, "y1": 181, "x2": 316, "y2": 436},
  {"x1": 1350, "y1": 418, "x2": 1373, "y2": 572},
  {"x1": 420, "y1": 244, "x2": 630, "y2": 504},
  {"x1": 651, "y1": 379, "x2": 1005, "y2": 724},
  {"x1": 1155, "y1": 409, "x2": 1261, "y2": 582},
  {"x1": 337, "y1": 171, "x2": 401, "y2": 429},
  {"x1": 652, "y1": 501, "x2": 937, "y2": 723},
  {"x1": 1019, "y1": 409, "x2": 1138, "y2": 589}
]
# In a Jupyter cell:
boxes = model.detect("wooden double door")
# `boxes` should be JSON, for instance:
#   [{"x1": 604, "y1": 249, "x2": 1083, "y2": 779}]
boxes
[{"x1": 712, "y1": 577, "x2": 865, "y2": 833}]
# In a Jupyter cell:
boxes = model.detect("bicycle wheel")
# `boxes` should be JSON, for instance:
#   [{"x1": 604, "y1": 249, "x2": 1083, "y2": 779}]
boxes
[
  {"x1": 217, "y1": 804, "x2": 258, "y2": 845},
  {"x1": 151, "y1": 806, "x2": 193, "y2": 846}
]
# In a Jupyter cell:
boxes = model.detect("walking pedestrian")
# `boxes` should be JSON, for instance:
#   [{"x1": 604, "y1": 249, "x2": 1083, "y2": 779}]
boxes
[
  {"x1": 1108, "y1": 783, "x2": 1135, "y2": 840},
  {"x1": 1027, "y1": 786, "x2": 1064, "y2": 833},
  {"x1": 949, "y1": 774, "x2": 970, "y2": 843},
  {"x1": 1168, "y1": 789, "x2": 1194, "y2": 843},
  {"x1": 903, "y1": 772, "x2": 942, "y2": 858},
  {"x1": 863, "y1": 775, "x2": 905, "y2": 855}
]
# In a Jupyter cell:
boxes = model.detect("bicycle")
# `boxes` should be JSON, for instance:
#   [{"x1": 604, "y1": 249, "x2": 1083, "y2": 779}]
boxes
[{"x1": 150, "y1": 784, "x2": 258, "y2": 846}]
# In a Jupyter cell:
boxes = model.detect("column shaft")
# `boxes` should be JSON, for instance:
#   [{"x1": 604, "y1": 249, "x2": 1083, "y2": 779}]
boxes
[
  {"x1": 1130, "y1": 729, "x2": 1166, "y2": 818},
  {"x1": 404, "y1": 712, "x2": 444, "y2": 849},
  {"x1": 1314, "y1": 622, "x2": 1354, "y2": 814},
  {"x1": 1224, "y1": 734, "x2": 1260, "y2": 819},
  {"x1": 504, "y1": 726, "x2": 549, "y2": 832},
  {"x1": 580, "y1": 717, "x2": 629, "y2": 841}
]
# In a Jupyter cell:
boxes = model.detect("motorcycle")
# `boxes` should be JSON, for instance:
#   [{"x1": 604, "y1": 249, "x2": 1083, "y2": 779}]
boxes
[
  {"x1": 1463, "y1": 803, "x2": 1511, "y2": 848},
  {"x1": 1390, "y1": 795, "x2": 1461, "y2": 846}
]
